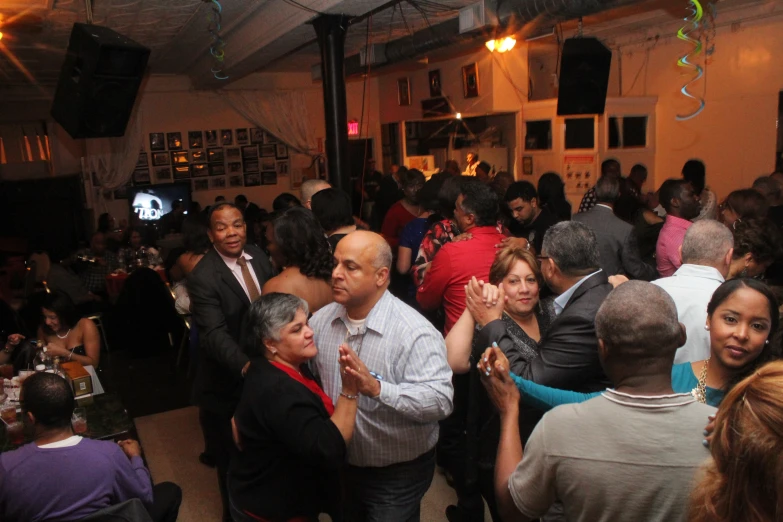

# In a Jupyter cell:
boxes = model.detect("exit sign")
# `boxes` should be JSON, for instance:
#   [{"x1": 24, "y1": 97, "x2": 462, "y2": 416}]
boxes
[{"x1": 348, "y1": 119, "x2": 359, "y2": 136}]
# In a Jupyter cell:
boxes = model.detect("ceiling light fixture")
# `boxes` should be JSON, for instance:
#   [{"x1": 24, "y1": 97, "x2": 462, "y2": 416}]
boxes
[{"x1": 485, "y1": 36, "x2": 516, "y2": 53}]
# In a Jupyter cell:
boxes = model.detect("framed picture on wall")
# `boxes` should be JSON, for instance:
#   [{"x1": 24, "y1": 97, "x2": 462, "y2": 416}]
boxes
[
  {"x1": 167, "y1": 132, "x2": 183, "y2": 150},
  {"x1": 244, "y1": 173, "x2": 262, "y2": 186},
  {"x1": 225, "y1": 147, "x2": 240, "y2": 161},
  {"x1": 209, "y1": 164, "x2": 226, "y2": 176},
  {"x1": 210, "y1": 176, "x2": 227, "y2": 189},
  {"x1": 276, "y1": 161, "x2": 289, "y2": 175},
  {"x1": 136, "y1": 152, "x2": 148, "y2": 168},
  {"x1": 235, "y1": 129, "x2": 249, "y2": 144},
  {"x1": 264, "y1": 132, "x2": 279, "y2": 145},
  {"x1": 242, "y1": 145, "x2": 259, "y2": 159},
  {"x1": 261, "y1": 158, "x2": 276, "y2": 172},
  {"x1": 397, "y1": 77, "x2": 410, "y2": 106},
  {"x1": 428, "y1": 69, "x2": 442, "y2": 98},
  {"x1": 171, "y1": 151, "x2": 189, "y2": 165},
  {"x1": 262, "y1": 172, "x2": 278, "y2": 185},
  {"x1": 229, "y1": 175, "x2": 243, "y2": 187},
  {"x1": 133, "y1": 168, "x2": 150, "y2": 185},
  {"x1": 205, "y1": 130, "x2": 219, "y2": 147},
  {"x1": 207, "y1": 148, "x2": 224, "y2": 163},
  {"x1": 260, "y1": 144, "x2": 276, "y2": 157},
  {"x1": 250, "y1": 128, "x2": 265, "y2": 144},
  {"x1": 149, "y1": 133, "x2": 165, "y2": 151},
  {"x1": 228, "y1": 162, "x2": 243, "y2": 174},
  {"x1": 173, "y1": 165, "x2": 190, "y2": 180},
  {"x1": 221, "y1": 129, "x2": 233, "y2": 146},
  {"x1": 462, "y1": 63, "x2": 479, "y2": 98},
  {"x1": 243, "y1": 159, "x2": 259, "y2": 173},
  {"x1": 190, "y1": 149, "x2": 206, "y2": 162},
  {"x1": 190, "y1": 163, "x2": 208, "y2": 177},
  {"x1": 152, "y1": 152, "x2": 170, "y2": 166},
  {"x1": 188, "y1": 131, "x2": 204, "y2": 148},
  {"x1": 523, "y1": 156, "x2": 533, "y2": 176},
  {"x1": 275, "y1": 144, "x2": 289, "y2": 159},
  {"x1": 154, "y1": 166, "x2": 173, "y2": 183},
  {"x1": 193, "y1": 179, "x2": 209, "y2": 192}
]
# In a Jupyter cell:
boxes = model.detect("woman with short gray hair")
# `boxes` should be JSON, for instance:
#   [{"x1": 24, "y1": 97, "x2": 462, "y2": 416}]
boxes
[{"x1": 228, "y1": 292, "x2": 362, "y2": 521}]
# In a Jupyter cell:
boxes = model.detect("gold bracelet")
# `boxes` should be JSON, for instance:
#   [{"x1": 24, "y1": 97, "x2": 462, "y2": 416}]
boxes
[{"x1": 340, "y1": 392, "x2": 359, "y2": 400}]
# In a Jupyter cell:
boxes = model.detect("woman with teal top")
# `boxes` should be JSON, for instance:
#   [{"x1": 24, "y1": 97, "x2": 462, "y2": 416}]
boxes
[{"x1": 496, "y1": 278, "x2": 779, "y2": 410}]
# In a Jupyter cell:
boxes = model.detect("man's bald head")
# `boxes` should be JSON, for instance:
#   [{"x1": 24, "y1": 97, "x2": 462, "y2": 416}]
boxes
[
  {"x1": 681, "y1": 219, "x2": 733, "y2": 272},
  {"x1": 596, "y1": 281, "x2": 684, "y2": 368},
  {"x1": 340, "y1": 231, "x2": 392, "y2": 270},
  {"x1": 301, "y1": 179, "x2": 332, "y2": 208}
]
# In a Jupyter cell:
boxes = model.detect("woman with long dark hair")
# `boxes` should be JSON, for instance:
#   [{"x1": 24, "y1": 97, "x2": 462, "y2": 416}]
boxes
[
  {"x1": 537, "y1": 172, "x2": 571, "y2": 222},
  {"x1": 37, "y1": 291, "x2": 101, "y2": 368},
  {"x1": 262, "y1": 207, "x2": 334, "y2": 313}
]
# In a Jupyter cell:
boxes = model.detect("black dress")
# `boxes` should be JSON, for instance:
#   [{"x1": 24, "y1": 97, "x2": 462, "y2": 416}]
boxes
[
  {"x1": 228, "y1": 357, "x2": 346, "y2": 521},
  {"x1": 464, "y1": 302, "x2": 554, "y2": 521}
]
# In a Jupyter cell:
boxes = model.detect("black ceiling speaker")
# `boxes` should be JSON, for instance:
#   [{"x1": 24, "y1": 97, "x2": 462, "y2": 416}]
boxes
[
  {"x1": 51, "y1": 23, "x2": 150, "y2": 139},
  {"x1": 557, "y1": 37, "x2": 612, "y2": 116}
]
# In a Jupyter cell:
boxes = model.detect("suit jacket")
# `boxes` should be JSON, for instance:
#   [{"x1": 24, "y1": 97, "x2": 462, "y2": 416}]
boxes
[
  {"x1": 477, "y1": 271, "x2": 613, "y2": 392},
  {"x1": 573, "y1": 205, "x2": 657, "y2": 281},
  {"x1": 188, "y1": 245, "x2": 274, "y2": 414}
]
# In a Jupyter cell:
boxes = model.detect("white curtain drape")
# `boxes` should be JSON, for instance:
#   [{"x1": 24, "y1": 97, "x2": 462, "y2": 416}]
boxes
[
  {"x1": 224, "y1": 90, "x2": 320, "y2": 156},
  {"x1": 84, "y1": 108, "x2": 144, "y2": 190}
]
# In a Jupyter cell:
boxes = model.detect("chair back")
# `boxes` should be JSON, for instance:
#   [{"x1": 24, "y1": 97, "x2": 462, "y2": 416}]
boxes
[{"x1": 80, "y1": 498, "x2": 153, "y2": 522}]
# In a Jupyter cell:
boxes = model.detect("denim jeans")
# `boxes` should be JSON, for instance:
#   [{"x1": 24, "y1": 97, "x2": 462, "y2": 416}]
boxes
[{"x1": 343, "y1": 449, "x2": 436, "y2": 522}]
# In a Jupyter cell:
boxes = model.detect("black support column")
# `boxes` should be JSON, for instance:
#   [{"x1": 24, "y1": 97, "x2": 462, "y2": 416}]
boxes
[{"x1": 313, "y1": 14, "x2": 351, "y2": 193}]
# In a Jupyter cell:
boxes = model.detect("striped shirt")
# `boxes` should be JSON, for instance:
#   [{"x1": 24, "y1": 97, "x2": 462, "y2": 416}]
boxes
[{"x1": 310, "y1": 290, "x2": 454, "y2": 467}]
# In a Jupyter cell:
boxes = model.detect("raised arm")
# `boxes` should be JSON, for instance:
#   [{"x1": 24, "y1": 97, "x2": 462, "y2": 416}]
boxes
[{"x1": 445, "y1": 308, "x2": 476, "y2": 374}]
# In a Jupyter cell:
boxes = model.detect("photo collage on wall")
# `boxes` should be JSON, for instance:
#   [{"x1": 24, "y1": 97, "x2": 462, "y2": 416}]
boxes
[{"x1": 139, "y1": 128, "x2": 291, "y2": 192}]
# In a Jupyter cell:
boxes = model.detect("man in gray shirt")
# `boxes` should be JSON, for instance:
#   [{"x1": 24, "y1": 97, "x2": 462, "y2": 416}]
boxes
[{"x1": 480, "y1": 281, "x2": 714, "y2": 522}]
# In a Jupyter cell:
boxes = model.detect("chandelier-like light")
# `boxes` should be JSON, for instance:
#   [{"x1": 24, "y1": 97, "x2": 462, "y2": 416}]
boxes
[{"x1": 485, "y1": 37, "x2": 516, "y2": 53}]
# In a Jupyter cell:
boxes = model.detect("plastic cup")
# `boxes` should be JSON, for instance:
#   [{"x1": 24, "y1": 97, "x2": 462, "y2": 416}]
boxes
[
  {"x1": 71, "y1": 407, "x2": 87, "y2": 435},
  {"x1": 6, "y1": 421, "x2": 24, "y2": 445}
]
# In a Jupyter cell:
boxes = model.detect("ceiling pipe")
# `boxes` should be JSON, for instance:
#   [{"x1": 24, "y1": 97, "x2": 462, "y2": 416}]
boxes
[{"x1": 344, "y1": 0, "x2": 644, "y2": 77}]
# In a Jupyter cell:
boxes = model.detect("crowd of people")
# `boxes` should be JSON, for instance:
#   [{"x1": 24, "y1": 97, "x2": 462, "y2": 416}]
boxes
[{"x1": 3, "y1": 152, "x2": 783, "y2": 522}]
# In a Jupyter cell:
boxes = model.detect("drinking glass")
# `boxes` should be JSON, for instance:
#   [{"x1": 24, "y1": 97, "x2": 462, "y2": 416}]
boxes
[
  {"x1": 0, "y1": 404, "x2": 16, "y2": 424},
  {"x1": 6, "y1": 421, "x2": 24, "y2": 445},
  {"x1": 71, "y1": 407, "x2": 88, "y2": 434}
]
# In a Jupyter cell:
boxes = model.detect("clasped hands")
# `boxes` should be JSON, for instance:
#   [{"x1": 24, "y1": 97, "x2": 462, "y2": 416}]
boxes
[
  {"x1": 477, "y1": 344, "x2": 520, "y2": 415},
  {"x1": 338, "y1": 344, "x2": 380, "y2": 398},
  {"x1": 465, "y1": 276, "x2": 506, "y2": 327}
]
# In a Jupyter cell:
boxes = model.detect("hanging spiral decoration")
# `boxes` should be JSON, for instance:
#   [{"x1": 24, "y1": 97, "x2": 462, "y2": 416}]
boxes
[
  {"x1": 675, "y1": 0, "x2": 705, "y2": 121},
  {"x1": 208, "y1": 0, "x2": 229, "y2": 80}
]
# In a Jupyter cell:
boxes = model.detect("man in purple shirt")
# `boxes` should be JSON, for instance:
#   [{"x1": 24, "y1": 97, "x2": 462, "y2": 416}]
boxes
[
  {"x1": 656, "y1": 179, "x2": 702, "y2": 277},
  {"x1": 0, "y1": 373, "x2": 181, "y2": 522}
]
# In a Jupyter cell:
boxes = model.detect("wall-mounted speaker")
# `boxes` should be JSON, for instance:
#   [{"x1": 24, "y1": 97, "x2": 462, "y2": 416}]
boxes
[
  {"x1": 557, "y1": 37, "x2": 612, "y2": 116},
  {"x1": 51, "y1": 23, "x2": 150, "y2": 139}
]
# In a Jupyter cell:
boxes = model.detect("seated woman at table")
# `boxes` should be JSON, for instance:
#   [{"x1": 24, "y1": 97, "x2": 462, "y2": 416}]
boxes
[
  {"x1": 229, "y1": 292, "x2": 361, "y2": 522},
  {"x1": 262, "y1": 207, "x2": 334, "y2": 313},
  {"x1": 484, "y1": 277, "x2": 778, "y2": 410},
  {"x1": 37, "y1": 290, "x2": 101, "y2": 368}
]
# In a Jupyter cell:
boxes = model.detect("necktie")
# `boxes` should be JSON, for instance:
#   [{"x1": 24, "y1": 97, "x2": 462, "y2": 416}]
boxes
[{"x1": 236, "y1": 257, "x2": 261, "y2": 301}]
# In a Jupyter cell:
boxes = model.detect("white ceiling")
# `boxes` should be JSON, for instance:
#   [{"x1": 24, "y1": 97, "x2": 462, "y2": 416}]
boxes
[{"x1": 0, "y1": 0, "x2": 778, "y2": 98}]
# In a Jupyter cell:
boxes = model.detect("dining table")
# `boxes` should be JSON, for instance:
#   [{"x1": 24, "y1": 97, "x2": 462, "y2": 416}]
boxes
[{"x1": 0, "y1": 392, "x2": 135, "y2": 453}]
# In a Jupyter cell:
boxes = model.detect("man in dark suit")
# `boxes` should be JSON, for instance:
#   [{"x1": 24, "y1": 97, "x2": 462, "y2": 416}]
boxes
[
  {"x1": 477, "y1": 220, "x2": 613, "y2": 393},
  {"x1": 573, "y1": 176, "x2": 657, "y2": 281},
  {"x1": 188, "y1": 202, "x2": 274, "y2": 522}
]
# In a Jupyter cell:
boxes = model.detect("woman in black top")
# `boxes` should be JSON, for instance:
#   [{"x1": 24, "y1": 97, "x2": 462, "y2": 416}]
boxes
[
  {"x1": 537, "y1": 172, "x2": 571, "y2": 222},
  {"x1": 229, "y1": 293, "x2": 361, "y2": 522}
]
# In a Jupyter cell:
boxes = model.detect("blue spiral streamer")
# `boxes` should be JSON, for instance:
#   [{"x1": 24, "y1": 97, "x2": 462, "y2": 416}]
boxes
[
  {"x1": 675, "y1": 0, "x2": 704, "y2": 121},
  {"x1": 208, "y1": 0, "x2": 228, "y2": 80}
]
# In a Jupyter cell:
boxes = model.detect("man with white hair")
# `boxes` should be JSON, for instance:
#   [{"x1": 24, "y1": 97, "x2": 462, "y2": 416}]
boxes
[
  {"x1": 652, "y1": 219, "x2": 733, "y2": 363},
  {"x1": 310, "y1": 230, "x2": 454, "y2": 521}
]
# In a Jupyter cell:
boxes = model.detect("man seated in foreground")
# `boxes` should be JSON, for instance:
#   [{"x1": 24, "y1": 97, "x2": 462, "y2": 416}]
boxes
[
  {"x1": 0, "y1": 373, "x2": 182, "y2": 522},
  {"x1": 479, "y1": 281, "x2": 714, "y2": 522}
]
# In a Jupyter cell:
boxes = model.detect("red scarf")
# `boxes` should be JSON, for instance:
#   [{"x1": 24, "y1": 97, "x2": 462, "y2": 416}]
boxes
[{"x1": 270, "y1": 361, "x2": 335, "y2": 415}]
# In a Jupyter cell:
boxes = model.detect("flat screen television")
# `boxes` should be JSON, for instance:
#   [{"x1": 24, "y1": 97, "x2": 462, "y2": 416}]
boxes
[{"x1": 127, "y1": 182, "x2": 191, "y2": 222}]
